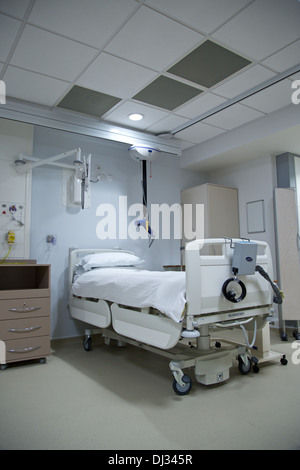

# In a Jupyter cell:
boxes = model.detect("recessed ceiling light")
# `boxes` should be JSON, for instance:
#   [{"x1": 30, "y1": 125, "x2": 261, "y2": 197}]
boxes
[{"x1": 128, "y1": 113, "x2": 144, "y2": 121}]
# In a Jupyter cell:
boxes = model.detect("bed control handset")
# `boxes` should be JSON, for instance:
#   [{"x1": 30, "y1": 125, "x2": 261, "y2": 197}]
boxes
[{"x1": 222, "y1": 239, "x2": 283, "y2": 305}]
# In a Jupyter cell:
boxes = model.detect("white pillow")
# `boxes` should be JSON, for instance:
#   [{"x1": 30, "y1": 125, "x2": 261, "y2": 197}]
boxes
[{"x1": 82, "y1": 252, "x2": 144, "y2": 271}]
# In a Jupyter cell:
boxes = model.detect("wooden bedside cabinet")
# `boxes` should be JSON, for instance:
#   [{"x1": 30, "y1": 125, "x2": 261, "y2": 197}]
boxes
[{"x1": 0, "y1": 262, "x2": 51, "y2": 370}]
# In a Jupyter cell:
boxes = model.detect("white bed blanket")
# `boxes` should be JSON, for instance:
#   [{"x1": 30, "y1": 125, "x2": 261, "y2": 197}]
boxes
[{"x1": 71, "y1": 268, "x2": 186, "y2": 323}]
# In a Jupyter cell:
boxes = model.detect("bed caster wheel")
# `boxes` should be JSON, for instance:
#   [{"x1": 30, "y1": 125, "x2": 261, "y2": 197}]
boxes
[
  {"x1": 293, "y1": 331, "x2": 300, "y2": 340},
  {"x1": 280, "y1": 355, "x2": 288, "y2": 366},
  {"x1": 39, "y1": 357, "x2": 46, "y2": 364},
  {"x1": 238, "y1": 355, "x2": 252, "y2": 375},
  {"x1": 83, "y1": 336, "x2": 92, "y2": 351},
  {"x1": 172, "y1": 374, "x2": 192, "y2": 396},
  {"x1": 0, "y1": 364, "x2": 7, "y2": 370},
  {"x1": 251, "y1": 356, "x2": 259, "y2": 373}
]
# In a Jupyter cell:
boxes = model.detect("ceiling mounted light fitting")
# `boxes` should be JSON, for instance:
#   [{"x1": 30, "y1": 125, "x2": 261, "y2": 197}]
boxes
[
  {"x1": 128, "y1": 145, "x2": 160, "y2": 162},
  {"x1": 128, "y1": 113, "x2": 144, "y2": 121}
]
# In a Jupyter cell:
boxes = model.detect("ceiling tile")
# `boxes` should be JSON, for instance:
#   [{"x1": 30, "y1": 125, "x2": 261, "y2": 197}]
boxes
[
  {"x1": 133, "y1": 76, "x2": 202, "y2": 111},
  {"x1": 0, "y1": 0, "x2": 298, "y2": 155},
  {"x1": 145, "y1": 0, "x2": 251, "y2": 34},
  {"x1": 168, "y1": 40, "x2": 251, "y2": 88},
  {"x1": 3, "y1": 66, "x2": 71, "y2": 106},
  {"x1": 263, "y1": 40, "x2": 300, "y2": 73},
  {"x1": 202, "y1": 103, "x2": 264, "y2": 130},
  {"x1": 28, "y1": 0, "x2": 138, "y2": 48},
  {"x1": 176, "y1": 121, "x2": 225, "y2": 144},
  {"x1": 241, "y1": 79, "x2": 295, "y2": 113},
  {"x1": 57, "y1": 85, "x2": 121, "y2": 118},
  {"x1": 176, "y1": 92, "x2": 227, "y2": 119},
  {"x1": 179, "y1": 140, "x2": 195, "y2": 151},
  {"x1": 0, "y1": 0, "x2": 30, "y2": 18},
  {"x1": 103, "y1": 101, "x2": 169, "y2": 130},
  {"x1": 0, "y1": 14, "x2": 21, "y2": 62},
  {"x1": 146, "y1": 114, "x2": 189, "y2": 134},
  {"x1": 77, "y1": 53, "x2": 157, "y2": 99},
  {"x1": 10, "y1": 25, "x2": 98, "y2": 81},
  {"x1": 104, "y1": 5, "x2": 203, "y2": 71},
  {"x1": 213, "y1": 0, "x2": 300, "y2": 60},
  {"x1": 290, "y1": 72, "x2": 300, "y2": 82},
  {"x1": 213, "y1": 65, "x2": 276, "y2": 99}
]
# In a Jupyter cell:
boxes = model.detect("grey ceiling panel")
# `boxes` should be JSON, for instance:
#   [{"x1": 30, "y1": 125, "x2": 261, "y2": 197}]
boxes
[
  {"x1": 57, "y1": 85, "x2": 121, "y2": 118},
  {"x1": 168, "y1": 40, "x2": 251, "y2": 88},
  {"x1": 133, "y1": 76, "x2": 202, "y2": 110}
]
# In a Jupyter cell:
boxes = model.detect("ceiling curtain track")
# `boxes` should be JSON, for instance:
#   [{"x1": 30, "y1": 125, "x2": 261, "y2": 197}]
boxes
[{"x1": 165, "y1": 63, "x2": 300, "y2": 136}]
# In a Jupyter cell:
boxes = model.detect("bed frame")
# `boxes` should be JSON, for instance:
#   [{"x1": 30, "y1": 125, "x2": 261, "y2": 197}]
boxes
[{"x1": 68, "y1": 239, "x2": 286, "y2": 395}]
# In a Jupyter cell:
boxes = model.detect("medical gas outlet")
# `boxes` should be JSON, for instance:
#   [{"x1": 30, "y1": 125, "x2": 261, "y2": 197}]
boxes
[{"x1": 46, "y1": 235, "x2": 57, "y2": 245}]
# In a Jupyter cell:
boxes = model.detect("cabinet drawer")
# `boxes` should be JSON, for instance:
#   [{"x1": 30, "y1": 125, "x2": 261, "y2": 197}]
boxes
[
  {"x1": 5, "y1": 336, "x2": 50, "y2": 363},
  {"x1": 0, "y1": 316, "x2": 50, "y2": 340},
  {"x1": 0, "y1": 297, "x2": 50, "y2": 320}
]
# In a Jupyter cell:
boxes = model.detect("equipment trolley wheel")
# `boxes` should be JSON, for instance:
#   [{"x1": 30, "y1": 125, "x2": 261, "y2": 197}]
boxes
[
  {"x1": 172, "y1": 374, "x2": 192, "y2": 395},
  {"x1": 238, "y1": 354, "x2": 252, "y2": 375},
  {"x1": 280, "y1": 355, "x2": 288, "y2": 365},
  {"x1": 83, "y1": 336, "x2": 92, "y2": 351},
  {"x1": 280, "y1": 331, "x2": 288, "y2": 341},
  {"x1": 293, "y1": 331, "x2": 300, "y2": 340}
]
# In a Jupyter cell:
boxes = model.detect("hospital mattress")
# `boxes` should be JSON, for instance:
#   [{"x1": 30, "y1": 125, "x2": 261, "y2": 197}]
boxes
[{"x1": 71, "y1": 267, "x2": 186, "y2": 323}]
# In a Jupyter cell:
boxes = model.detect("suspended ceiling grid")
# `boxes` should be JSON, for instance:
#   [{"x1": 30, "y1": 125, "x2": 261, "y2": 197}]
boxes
[{"x1": 0, "y1": 0, "x2": 299, "y2": 158}]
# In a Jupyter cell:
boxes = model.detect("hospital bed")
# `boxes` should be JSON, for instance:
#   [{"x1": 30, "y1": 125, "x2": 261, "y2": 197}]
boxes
[{"x1": 68, "y1": 238, "x2": 286, "y2": 395}]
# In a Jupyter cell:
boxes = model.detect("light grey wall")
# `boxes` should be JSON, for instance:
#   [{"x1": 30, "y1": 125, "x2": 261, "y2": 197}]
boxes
[
  {"x1": 30, "y1": 126, "x2": 205, "y2": 339},
  {"x1": 208, "y1": 154, "x2": 279, "y2": 323},
  {"x1": 208, "y1": 154, "x2": 277, "y2": 261}
]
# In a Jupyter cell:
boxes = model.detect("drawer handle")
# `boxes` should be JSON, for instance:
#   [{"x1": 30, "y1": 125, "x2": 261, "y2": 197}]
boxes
[
  {"x1": 7, "y1": 345, "x2": 41, "y2": 354},
  {"x1": 8, "y1": 306, "x2": 42, "y2": 313},
  {"x1": 8, "y1": 326, "x2": 41, "y2": 333}
]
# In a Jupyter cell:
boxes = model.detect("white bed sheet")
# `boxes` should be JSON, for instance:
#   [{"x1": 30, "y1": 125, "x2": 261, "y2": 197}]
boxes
[{"x1": 71, "y1": 267, "x2": 186, "y2": 323}]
